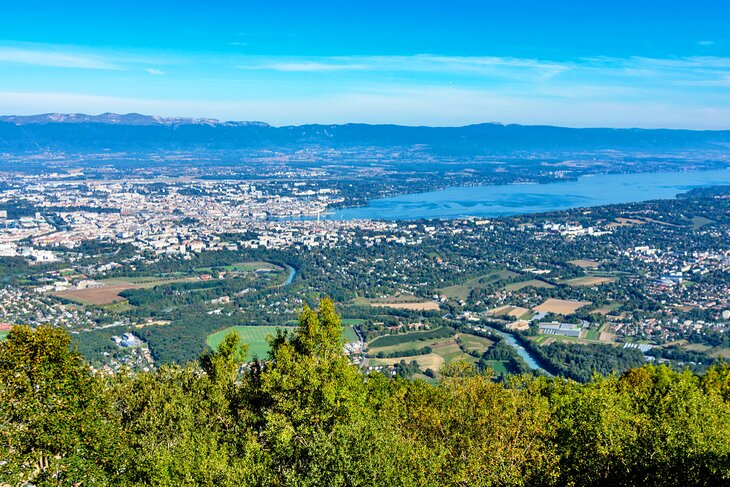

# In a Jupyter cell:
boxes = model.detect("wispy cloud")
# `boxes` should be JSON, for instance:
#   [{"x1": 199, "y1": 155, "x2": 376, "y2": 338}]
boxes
[
  {"x1": 241, "y1": 54, "x2": 730, "y2": 86},
  {"x1": 249, "y1": 61, "x2": 368, "y2": 72},
  {"x1": 240, "y1": 54, "x2": 570, "y2": 79},
  {"x1": 145, "y1": 68, "x2": 165, "y2": 75},
  {"x1": 698, "y1": 40, "x2": 716, "y2": 46},
  {"x1": 574, "y1": 56, "x2": 730, "y2": 92},
  {"x1": 0, "y1": 46, "x2": 122, "y2": 70}
]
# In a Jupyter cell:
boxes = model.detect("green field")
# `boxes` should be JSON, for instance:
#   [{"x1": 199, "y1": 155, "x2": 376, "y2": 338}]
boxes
[
  {"x1": 207, "y1": 324, "x2": 358, "y2": 360},
  {"x1": 207, "y1": 326, "x2": 291, "y2": 360},
  {"x1": 504, "y1": 279, "x2": 555, "y2": 291},
  {"x1": 0, "y1": 329, "x2": 9, "y2": 340},
  {"x1": 585, "y1": 330, "x2": 601, "y2": 341},
  {"x1": 368, "y1": 331, "x2": 493, "y2": 373},
  {"x1": 559, "y1": 276, "x2": 617, "y2": 287},
  {"x1": 369, "y1": 336, "x2": 453, "y2": 355},
  {"x1": 342, "y1": 324, "x2": 359, "y2": 343},
  {"x1": 341, "y1": 318, "x2": 365, "y2": 325},
  {"x1": 691, "y1": 216, "x2": 715, "y2": 229},
  {"x1": 101, "y1": 276, "x2": 199, "y2": 288},
  {"x1": 458, "y1": 334, "x2": 494, "y2": 353},
  {"x1": 368, "y1": 327, "x2": 454, "y2": 348},
  {"x1": 439, "y1": 270, "x2": 520, "y2": 300}
]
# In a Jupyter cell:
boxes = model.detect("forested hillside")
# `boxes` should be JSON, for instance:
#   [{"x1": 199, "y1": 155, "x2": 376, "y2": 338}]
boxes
[{"x1": 1, "y1": 299, "x2": 729, "y2": 486}]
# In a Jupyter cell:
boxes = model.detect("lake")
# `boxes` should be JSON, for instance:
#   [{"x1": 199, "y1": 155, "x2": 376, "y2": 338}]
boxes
[{"x1": 330, "y1": 168, "x2": 730, "y2": 220}]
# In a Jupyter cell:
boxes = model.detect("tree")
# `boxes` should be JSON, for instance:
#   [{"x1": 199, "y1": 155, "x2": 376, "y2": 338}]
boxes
[
  {"x1": 0, "y1": 326, "x2": 119, "y2": 485},
  {"x1": 245, "y1": 297, "x2": 400, "y2": 485}
]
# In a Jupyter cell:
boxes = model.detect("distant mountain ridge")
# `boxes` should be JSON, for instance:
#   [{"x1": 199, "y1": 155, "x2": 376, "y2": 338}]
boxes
[
  {"x1": 1, "y1": 113, "x2": 729, "y2": 155},
  {"x1": 0, "y1": 112, "x2": 270, "y2": 127}
]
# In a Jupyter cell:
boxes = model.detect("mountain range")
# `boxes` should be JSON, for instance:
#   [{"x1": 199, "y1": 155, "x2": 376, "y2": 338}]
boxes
[{"x1": 1, "y1": 113, "x2": 730, "y2": 154}]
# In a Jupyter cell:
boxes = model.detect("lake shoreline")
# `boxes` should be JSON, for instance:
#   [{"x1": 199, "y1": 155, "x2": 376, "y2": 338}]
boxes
[{"x1": 328, "y1": 167, "x2": 730, "y2": 221}]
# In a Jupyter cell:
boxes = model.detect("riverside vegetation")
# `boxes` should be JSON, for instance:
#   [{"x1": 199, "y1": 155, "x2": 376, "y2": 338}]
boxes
[{"x1": 1, "y1": 298, "x2": 729, "y2": 486}]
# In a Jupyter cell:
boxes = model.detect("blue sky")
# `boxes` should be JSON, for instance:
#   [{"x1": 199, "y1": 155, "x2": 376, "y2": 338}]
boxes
[{"x1": 0, "y1": 0, "x2": 729, "y2": 128}]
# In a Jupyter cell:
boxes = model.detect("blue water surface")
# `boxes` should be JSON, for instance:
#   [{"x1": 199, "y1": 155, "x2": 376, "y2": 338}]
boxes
[{"x1": 331, "y1": 168, "x2": 730, "y2": 220}]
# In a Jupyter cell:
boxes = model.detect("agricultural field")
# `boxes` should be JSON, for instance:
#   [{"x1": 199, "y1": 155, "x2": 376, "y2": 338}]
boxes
[
  {"x1": 367, "y1": 329, "x2": 491, "y2": 373},
  {"x1": 678, "y1": 341, "x2": 730, "y2": 359},
  {"x1": 207, "y1": 324, "x2": 359, "y2": 361},
  {"x1": 598, "y1": 324, "x2": 617, "y2": 342},
  {"x1": 134, "y1": 320, "x2": 172, "y2": 329},
  {"x1": 341, "y1": 318, "x2": 365, "y2": 325},
  {"x1": 531, "y1": 335, "x2": 551, "y2": 345},
  {"x1": 341, "y1": 323, "x2": 360, "y2": 343},
  {"x1": 568, "y1": 259, "x2": 600, "y2": 269},
  {"x1": 584, "y1": 329, "x2": 601, "y2": 341},
  {"x1": 533, "y1": 335, "x2": 580, "y2": 345},
  {"x1": 533, "y1": 298, "x2": 592, "y2": 315},
  {"x1": 439, "y1": 270, "x2": 520, "y2": 300},
  {"x1": 368, "y1": 327, "x2": 454, "y2": 348},
  {"x1": 458, "y1": 334, "x2": 494, "y2": 353},
  {"x1": 55, "y1": 284, "x2": 139, "y2": 305},
  {"x1": 504, "y1": 279, "x2": 555, "y2": 291},
  {"x1": 487, "y1": 305, "x2": 531, "y2": 319},
  {"x1": 54, "y1": 276, "x2": 199, "y2": 305},
  {"x1": 560, "y1": 276, "x2": 617, "y2": 286},
  {"x1": 53, "y1": 262, "x2": 284, "y2": 306},
  {"x1": 359, "y1": 295, "x2": 441, "y2": 311},
  {"x1": 506, "y1": 320, "x2": 530, "y2": 331},
  {"x1": 372, "y1": 353, "x2": 446, "y2": 371}
]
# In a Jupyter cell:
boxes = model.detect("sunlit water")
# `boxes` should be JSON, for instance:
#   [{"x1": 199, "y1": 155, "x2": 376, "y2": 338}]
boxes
[{"x1": 330, "y1": 168, "x2": 730, "y2": 220}]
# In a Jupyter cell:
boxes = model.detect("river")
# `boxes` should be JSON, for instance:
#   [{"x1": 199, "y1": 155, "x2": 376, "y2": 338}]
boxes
[
  {"x1": 283, "y1": 265, "x2": 297, "y2": 285},
  {"x1": 330, "y1": 168, "x2": 730, "y2": 220},
  {"x1": 481, "y1": 325, "x2": 552, "y2": 376}
]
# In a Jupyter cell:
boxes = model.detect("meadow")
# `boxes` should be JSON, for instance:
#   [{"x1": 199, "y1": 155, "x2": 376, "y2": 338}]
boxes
[
  {"x1": 439, "y1": 270, "x2": 520, "y2": 300},
  {"x1": 560, "y1": 276, "x2": 617, "y2": 286},
  {"x1": 54, "y1": 276, "x2": 199, "y2": 305},
  {"x1": 356, "y1": 294, "x2": 441, "y2": 310},
  {"x1": 207, "y1": 324, "x2": 359, "y2": 360},
  {"x1": 504, "y1": 279, "x2": 555, "y2": 291},
  {"x1": 52, "y1": 261, "x2": 286, "y2": 306},
  {"x1": 367, "y1": 328, "x2": 500, "y2": 373}
]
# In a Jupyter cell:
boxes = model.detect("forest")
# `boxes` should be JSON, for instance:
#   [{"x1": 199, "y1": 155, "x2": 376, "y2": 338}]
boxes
[{"x1": 1, "y1": 299, "x2": 729, "y2": 486}]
